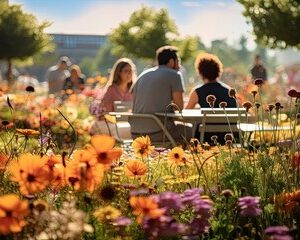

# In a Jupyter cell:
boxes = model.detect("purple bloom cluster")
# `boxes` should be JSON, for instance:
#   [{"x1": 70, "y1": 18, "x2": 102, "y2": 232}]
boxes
[
  {"x1": 141, "y1": 188, "x2": 213, "y2": 239},
  {"x1": 143, "y1": 216, "x2": 187, "y2": 239},
  {"x1": 264, "y1": 226, "x2": 293, "y2": 240},
  {"x1": 238, "y1": 196, "x2": 262, "y2": 217},
  {"x1": 154, "y1": 192, "x2": 183, "y2": 213}
]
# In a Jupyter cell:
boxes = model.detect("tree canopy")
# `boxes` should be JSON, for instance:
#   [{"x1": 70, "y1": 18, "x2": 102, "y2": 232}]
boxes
[
  {"x1": 109, "y1": 6, "x2": 199, "y2": 62},
  {"x1": 0, "y1": 2, "x2": 53, "y2": 81},
  {"x1": 238, "y1": 0, "x2": 300, "y2": 49}
]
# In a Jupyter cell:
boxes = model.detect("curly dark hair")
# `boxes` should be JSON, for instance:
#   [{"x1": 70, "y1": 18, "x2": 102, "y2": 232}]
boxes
[{"x1": 195, "y1": 53, "x2": 223, "y2": 81}]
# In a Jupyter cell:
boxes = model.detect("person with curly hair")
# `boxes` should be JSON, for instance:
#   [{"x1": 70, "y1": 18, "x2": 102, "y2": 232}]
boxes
[{"x1": 186, "y1": 53, "x2": 237, "y2": 144}]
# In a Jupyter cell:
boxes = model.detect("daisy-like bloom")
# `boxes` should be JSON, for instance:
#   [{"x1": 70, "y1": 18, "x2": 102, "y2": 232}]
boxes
[
  {"x1": 0, "y1": 194, "x2": 29, "y2": 235},
  {"x1": 238, "y1": 196, "x2": 262, "y2": 217},
  {"x1": 264, "y1": 226, "x2": 292, "y2": 240},
  {"x1": 16, "y1": 128, "x2": 39, "y2": 138},
  {"x1": 288, "y1": 89, "x2": 298, "y2": 98},
  {"x1": 0, "y1": 153, "x2": 9, "y2": 171},
  {"x1": 168, "y1": 147, "x2": 186, "y2": 165},
  {"x1": 65, "y1": 159, "x2": 104, "y2": 192},
  {"x1": 129, "y1": 196, "x2": 165, "y2": 224},
  {"x1": 87, "y1": 135, "x2": 123, "y2": 166},
  {"x1": 43, "y1": 154, "x2": 63, "y2": 169},
  {"x1": 8, "y1": 153, "x2": 50, "y2": 195},
  {"x1": 74, "y1": 149, "x2": 97, "y2": 167},
  {"x1": 50, "y1": 164, "x2": 68, "y2": 190},
  {"x1": 94, "y1": 205, "x2": 121, "y2": 223},
  {"x1": 132, "y1": 136, "x2": 154, "y2": 158},
  {"x1": 124, "y1": 159, "x2": 147, "y2": 177}
]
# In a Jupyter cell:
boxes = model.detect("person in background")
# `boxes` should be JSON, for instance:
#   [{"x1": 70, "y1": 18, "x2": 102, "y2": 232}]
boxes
[
  {"x1": 63, "y1": 64, "x2": 85, "y2": 95},
  {"x1": 89, "y1": 58, "x2": 136, "y2": 138},
  {"x1": 186, "y1": 52, "x2": 237, "y2": 144},
  {"x1": 45, "y1": 56, "x2": 70, "y2": 94},
  {"x1": 130, "y1": 45, "x2": 192, "y2": 144},
  {"x1": 250, "y1": 54, "x2": 268, "y2": 82}
]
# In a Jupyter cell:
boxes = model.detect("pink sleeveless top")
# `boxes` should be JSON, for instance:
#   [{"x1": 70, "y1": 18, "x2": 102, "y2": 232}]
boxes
[{"x1": 101, "y1": 84, "x2": 132, "y2": 112}]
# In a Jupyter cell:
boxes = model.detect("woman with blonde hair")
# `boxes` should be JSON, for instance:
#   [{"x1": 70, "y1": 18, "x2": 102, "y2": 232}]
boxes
[{"x1": 89, "y1": 58, "x2": 136, "y2": 139}]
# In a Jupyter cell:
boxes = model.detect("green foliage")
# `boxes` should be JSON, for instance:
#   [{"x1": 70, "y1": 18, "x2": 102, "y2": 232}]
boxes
[
  {"x1": 0, "y1": 2, "x2": 53, "y2": 60},
  {"x1": 110, "y1": 6, "x2": 178, "y2": 60},
  {"x1": 238, "y1": 0, "x2": 300, "y2": 49},
  {"x1": 110, "y1": 6, "x2": 201, "y2": 63},
  {"x1": 0, "y1": 2, "x2": 53, "y2": 81}
]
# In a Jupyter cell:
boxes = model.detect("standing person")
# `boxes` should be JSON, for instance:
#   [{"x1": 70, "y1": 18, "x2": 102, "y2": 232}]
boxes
[
  {"x1": 130, "y1": 45, "x2": 192, "y2": 144},
  {"x1": 63, "y1": 64, "x2": 85, "y2": 95},
  {"x1": 45, "y1": 56, "x2": 70, "y2": 94},
  {"x1": 89, "y1": 58, "x2": 136, "y2": 138},
  {"x1": 250, "y1": 54, "x2": 268, "y2": 81},
  {"x1": 185, "y1": 52, "x2": 237, "y2": 144}
]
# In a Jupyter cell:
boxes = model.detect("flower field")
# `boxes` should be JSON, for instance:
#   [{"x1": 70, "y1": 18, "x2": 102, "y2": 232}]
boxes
[{"x1": 0, "y1": 81, "x2": 300, "y2": 239}]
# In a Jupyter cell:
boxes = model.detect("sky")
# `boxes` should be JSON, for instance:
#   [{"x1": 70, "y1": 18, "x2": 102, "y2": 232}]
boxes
[{"x1": 10, "y1": 0, "x2": 255, "y2": 49}]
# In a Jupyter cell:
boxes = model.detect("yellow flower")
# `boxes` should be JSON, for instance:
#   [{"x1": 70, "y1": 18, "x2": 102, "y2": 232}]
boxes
[
  {"x1": 124, "y1": 160, "x2": 147, "y2": 177},
  {"x1": 132, "y1": 136, "x2": 154, "y2": 158},
  {"x1": 168, "y1": 147, "x2": 186, "y2": 164},
  {"x1": 94, "y1": 205, "x2": 121, "y2": 222}
]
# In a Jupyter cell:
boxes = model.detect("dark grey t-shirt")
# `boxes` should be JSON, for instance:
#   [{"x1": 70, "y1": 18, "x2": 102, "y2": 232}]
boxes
[{"x1": 130, "y1": 66, "x2": 184, "y2": 133}]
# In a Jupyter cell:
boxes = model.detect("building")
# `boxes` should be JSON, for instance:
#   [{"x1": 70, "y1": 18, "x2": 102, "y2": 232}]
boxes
[
  {"x1": 3, "y1": 33, "x2": 108, "y2": 82},
  {"x1": 51, "y1": 33, "x2": 108, "y2": 64}
]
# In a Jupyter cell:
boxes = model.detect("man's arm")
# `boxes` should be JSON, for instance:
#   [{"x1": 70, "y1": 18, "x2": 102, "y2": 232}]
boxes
[{"x1": 172, "y1": 91, "x2": 184, "y2": 111}]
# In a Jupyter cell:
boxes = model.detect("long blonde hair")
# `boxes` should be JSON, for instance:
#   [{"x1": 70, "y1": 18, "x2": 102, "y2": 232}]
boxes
[{"x1": 106, "y1": 58, "x2": 136, "y2": 89}]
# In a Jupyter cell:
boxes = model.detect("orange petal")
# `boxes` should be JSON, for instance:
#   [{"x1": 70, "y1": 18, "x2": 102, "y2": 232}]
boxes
[{"x1": 91, "y1": 135, "x2": 115, "y2": 152}]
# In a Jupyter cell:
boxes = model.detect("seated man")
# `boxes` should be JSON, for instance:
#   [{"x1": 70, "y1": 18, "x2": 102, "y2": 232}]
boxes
[{"x1": 129, "y1": 45, "x2": 192, "y2": 145}]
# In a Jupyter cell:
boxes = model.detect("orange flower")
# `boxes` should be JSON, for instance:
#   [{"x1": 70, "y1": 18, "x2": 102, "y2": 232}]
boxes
[
  {"x1": 8, "y1": 153, "x2": 50, "y2": 195},
  {"x1": 0, "y1": 194, "x2": 29, "y2": 235},
  {"x1": 129, "y1": 196, "x2": 165, "y2": 224},
  {"x1": 65, "y1": 159, "x2": 104, "y2": 192},
  {"x1": 74, "y1": 149, "x2": 97, "y2": 166},
  {"x1": 88, "y1": 135, "x2": 122, "y2": 166},
  {"x1": 168, "y1": 147, "x2": 186, "y2": 164},
  {"x1": 274, "y1": 190, "x2": 300, "y2": 213},
  {"x1": 50, "y1": 164, "x2": 67, "y2": 190},
  {"x1": 132, "y1": 136, "x2": 154, "y2": 158},
  {"x1": 0, "y1": 153, "x2": 9, "y2": 171},
  {"x1": 16, "y1": 129, "x2": 39, "y2": 137},
  {"x1": 44, "y1": 154, "x2": 63, "y2": 169},
  {"x1": 124, "y1": 160, "x2": 147, "y2": 177}
]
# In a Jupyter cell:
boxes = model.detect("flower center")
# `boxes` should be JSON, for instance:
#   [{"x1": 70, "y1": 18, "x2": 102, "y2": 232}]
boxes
[{"x1": 27, "y1": 174, "x2": 36, "y2": 182}]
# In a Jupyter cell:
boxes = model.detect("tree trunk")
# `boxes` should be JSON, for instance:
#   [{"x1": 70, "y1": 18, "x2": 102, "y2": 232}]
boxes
[{"x1": 6, "y1": 58, "x2": 14, "y2": 86}]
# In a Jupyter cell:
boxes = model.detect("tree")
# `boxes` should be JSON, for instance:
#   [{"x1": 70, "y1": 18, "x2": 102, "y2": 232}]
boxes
[
  {"x1": 110, "y1": 6, "x2": 199, "y2": 62},
  {"x1": 0, "y1": 2, "x2": 53, "y2": 83},
  {"x1": 238, "y1": 0, "x2": 300, "y2": 49}
]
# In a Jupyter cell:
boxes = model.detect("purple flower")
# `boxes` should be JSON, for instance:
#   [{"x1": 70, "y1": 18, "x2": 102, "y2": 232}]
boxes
[
  {"x1": 189, "y1": 217, "x2": 211, "y2": 235},
  {"x1": 130, "y1": 188, "x2": 149, "y2": 196},
  {"x1": 193, "y1": 198, "x2": 213, "y2": 218},
  {"x1": 238, "y1": 196, "x2": 262, "y2": 217},
  {"x1": 264, "y1": 226, "x2": 293, "y2": 240},
  {"x1": 142, "y1": 215, "x2": 187, "y2": 238},
  {"x1": 155, "y1": 192, "x2": 183, "y2": 213},
  {"x1": 182, "y1": 188, "x2": 203, "y2": 204},
  {"x1": 113, "y1": 217, "x2": 132, "y2": 227}
]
